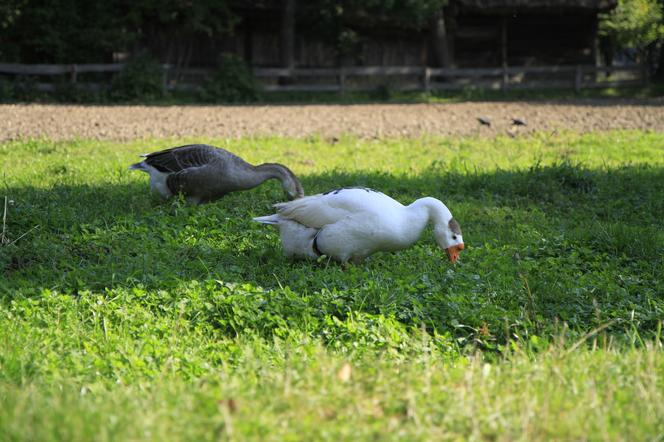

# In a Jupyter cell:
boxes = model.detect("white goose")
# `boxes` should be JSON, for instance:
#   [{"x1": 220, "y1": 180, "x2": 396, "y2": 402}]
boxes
[
  {"x1": 254, "y1": 188, "x2": 464, "y2": 263},
  {"x1": 129, "y1": 144, "x2": 304, "y2": 204}
]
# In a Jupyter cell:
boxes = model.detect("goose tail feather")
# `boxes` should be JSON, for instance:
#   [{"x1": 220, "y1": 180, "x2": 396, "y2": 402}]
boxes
[
  {"x1": 253, "y1": 215, "x2": 281, "y2": 225},
  {"x1": 128, "y1": 161, "x2": 148, "y2": 172}
]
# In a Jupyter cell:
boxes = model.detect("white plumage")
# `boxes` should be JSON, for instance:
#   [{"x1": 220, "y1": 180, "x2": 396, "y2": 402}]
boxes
[
  {"x1": 133, "y1": 162, "x2": 173, "y2": 199},
  {"x1": 254, "y1": 188, "x2": 464, "y2": 263}
]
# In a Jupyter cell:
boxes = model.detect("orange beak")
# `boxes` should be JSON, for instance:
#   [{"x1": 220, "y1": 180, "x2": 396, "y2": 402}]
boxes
[{"x1": 445, "y1": 243, "x2": 465, "y2": 263}]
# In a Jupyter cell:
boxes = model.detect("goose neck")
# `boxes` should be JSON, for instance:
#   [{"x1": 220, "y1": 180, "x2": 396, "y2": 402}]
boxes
[{"x1": 408, "y1": 197, "x2": 453, "y2": 229}]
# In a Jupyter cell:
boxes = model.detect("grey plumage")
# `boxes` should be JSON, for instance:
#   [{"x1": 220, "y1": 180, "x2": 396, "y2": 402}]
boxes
[
  {"x1": 511, "y1": 118, "x2": 527, "y2": 126},
  {"x1": 477, "y1": 117, "x2": 491, "y2": 127},
  {"x1": 129, "y1": 144, "x2": 304, "y2": 204}
]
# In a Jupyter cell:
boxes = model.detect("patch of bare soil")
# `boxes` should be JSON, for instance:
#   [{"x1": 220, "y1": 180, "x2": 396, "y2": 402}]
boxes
[{"x1": 1, "y1": 99, "x2": 663, "y2": 141}]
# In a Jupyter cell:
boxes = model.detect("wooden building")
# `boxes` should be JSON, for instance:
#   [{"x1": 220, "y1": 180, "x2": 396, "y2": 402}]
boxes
[
  {"x1": 146, "y1": 0, "x2": 617, "y2": 70},
  {"x1": 448, "y1": 0, "x2": 617, "y2": 67}
]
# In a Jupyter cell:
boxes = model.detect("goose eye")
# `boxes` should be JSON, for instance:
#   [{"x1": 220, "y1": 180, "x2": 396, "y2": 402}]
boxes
[{"x1": 452, "y1": 235, "x2": 458, "y2": 240}]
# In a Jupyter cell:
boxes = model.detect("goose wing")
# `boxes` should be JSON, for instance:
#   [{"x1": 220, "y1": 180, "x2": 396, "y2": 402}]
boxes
[
  {"x1": 143, "y1": 144, "x2": 241, "y2": 173},
  {"x1": 165, "y1": 163, "x2": 224, "y2": 199},
  {"x1": 274, "y1": 187, "x2": 402, "y2": 228}
]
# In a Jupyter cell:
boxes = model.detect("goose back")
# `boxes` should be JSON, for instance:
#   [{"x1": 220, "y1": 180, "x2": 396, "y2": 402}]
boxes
[
  {"x1": 143, "y1": 144, "x2": 246, "y2": 173},
  {"x1": 274, "y1": 188, "x2": 402, "y2": 228}
]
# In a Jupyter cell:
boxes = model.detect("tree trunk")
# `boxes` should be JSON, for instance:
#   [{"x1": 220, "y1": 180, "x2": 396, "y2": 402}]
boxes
[
  {"x1": 430, "y1": 9, "x2": 453, "y2": 68},
  {"x1": 243, "y1": 19, "x2": 254, "y2": 65},
  {"x1": 500, "y1": 15, "x2": 507, "y2": 68},
  {"x1": 280, "y1": 0, "x2": 295, "y2": 70},
  {"x1": 654, "y1": 43, "x2": 664, "y2": 81}
]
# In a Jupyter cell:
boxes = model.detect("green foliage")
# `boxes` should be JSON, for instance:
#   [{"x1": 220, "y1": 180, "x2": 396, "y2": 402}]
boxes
[
  {"x1": 600, "y1": 0, "x2": 664, "y2": 52},
  {"x1": 134, "y1": 0, "x2": 237, "y2": 36},
  {"x1": 0, "y1": 0, "x2": 25, "y2": 65},
  {"x1": 199, "y1": 54, "x2": 259, "y2": 103},
  {"x1": 0, "y1": 77, "x2": 16, "y2": 101},
  {"x1": 302, "y1": 0, "x2": 448, "y2": 31},
  {"x1": 1, "y1": 131, "x2": 664, "y2": 439},
  {"x1": 52, "y1": 81, "x2": 102, "y2": 104},
  {"x1": 10, "y1": 76, "x2": 45, "y2": 102},
  {"x1": 1, "y1": 77, "x2": 131, "y2": 104},
  {"x1": 0, "y1": 0, "x2": 128, "y2": 63},
  {"x1": 0, "y1": 0, "x2": 236, "y2": 64},
  {"x1": 299, "y1": 0, "x2": 448, "y2": 58},
  {"x1": 369, "y1": 83, "x2": 393, "y2": 100},
  {"x1": 109, "y1": 55, "x2": 165, "y2": 102},
  {"x1": 0, "y1": 0, "x2": 24, "y2": 29}
]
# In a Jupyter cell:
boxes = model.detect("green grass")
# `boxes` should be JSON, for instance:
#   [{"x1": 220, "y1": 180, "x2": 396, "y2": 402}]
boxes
[{"x1": 1, "y1": 131, "x2": 664, "y2": 441}]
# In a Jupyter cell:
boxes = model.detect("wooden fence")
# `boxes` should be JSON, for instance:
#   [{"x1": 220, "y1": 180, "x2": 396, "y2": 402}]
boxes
[
  {"x1": 253, "y1": 65, "x2": 646, "y2": 93},
  {"x1": 0, "y1": 62, "x2": 646, "y2": 94}
]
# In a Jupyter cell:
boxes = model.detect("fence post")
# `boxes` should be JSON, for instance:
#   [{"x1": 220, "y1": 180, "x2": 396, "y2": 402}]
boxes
[
  {"x1": 69, "y1": 64, "x2": 77, "y2": 83},
  {"x1": 501, "y1": 64, "x2": 508, "y2": 92},
  {"x1": 339, "y1": 67, "x2": 346, "y2": 95},
  {"x1": 162, "y1": 64, "x2": 170, "y2": 93},
  {"x1": 423, "y1": 67, "x2": 431, "y2": 93},
  {"x1": 574, "y1": 65, "x2": 582, "y2": 93},
  {"x1": 641, "y1": 62, "x2": 649, "y2": 86}
]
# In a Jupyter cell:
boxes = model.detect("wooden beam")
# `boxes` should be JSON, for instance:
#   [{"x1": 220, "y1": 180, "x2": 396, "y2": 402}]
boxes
[
  {"x1": 430, "y1": 9, "x2": 453, "y2": 68},
  {"x1": 501, "y1": 15, "x2": 508, "y2": 91},
  {"x1": 0, "y1": 63, "x2": 124, "y2": 75},
  {"x1": 280, "y1": 0, "x2": 296, "y2": 70}
]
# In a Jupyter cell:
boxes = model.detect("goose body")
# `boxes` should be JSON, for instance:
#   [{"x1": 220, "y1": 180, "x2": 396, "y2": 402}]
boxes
[
  {"x1": 129, "y1": 144, "x2": 304, "y2": 204},
  {"x1": 254, "y1": 188, "x2": 464, "y2": 263}
]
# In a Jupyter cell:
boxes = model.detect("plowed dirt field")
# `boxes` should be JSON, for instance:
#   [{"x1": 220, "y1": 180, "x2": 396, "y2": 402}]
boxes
[{"x1": 1, "y1": 99, "x2": 662, "y2": 141}]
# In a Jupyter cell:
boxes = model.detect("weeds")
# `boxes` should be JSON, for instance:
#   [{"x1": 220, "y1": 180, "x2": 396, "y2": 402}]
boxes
[
  {"x1": 0, "y1": 196, "x2": 39, "y2": 250},
  {"x1": 109, "y1": 54, "x2": 166, "y2": 102},
  {"x1": 199, "y1": 54, "x2": 260, "y2": 103},
  {"x1": 1, "y1": 196, "x2": 7, "y2": 245}
]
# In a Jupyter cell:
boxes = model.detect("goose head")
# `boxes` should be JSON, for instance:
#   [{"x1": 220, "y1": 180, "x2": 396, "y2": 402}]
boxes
[
  {"x1": 255, "y1": 163, "x2": 305, "y2": 200},
  {"x1": 283, "y1": 175, "x2": 305, "y2": 200},
  {"x1": 434, "y1": 218, "x2": 465, "y2": 263},
  {"x1": 410, "y1": 197, "x2": 465, "y2": 263}
]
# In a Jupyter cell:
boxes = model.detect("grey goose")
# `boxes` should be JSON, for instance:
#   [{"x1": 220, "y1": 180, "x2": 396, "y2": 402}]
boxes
[{"x1": 129, "y1": 144, "x2": 304, "y2": 204}]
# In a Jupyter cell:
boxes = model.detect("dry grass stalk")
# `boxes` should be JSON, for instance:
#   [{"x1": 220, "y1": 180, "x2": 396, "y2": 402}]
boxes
[{"x1": 1, "y1": 196, "x2": 8, "y2": 245}]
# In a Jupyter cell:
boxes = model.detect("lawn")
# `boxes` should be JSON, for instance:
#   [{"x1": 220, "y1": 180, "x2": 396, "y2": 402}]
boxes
[{"x1": 1, "y1": 131, "x2": 663, "y2": 441}]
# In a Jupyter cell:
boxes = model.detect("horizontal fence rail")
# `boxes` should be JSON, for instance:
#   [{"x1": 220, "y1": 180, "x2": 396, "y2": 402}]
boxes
[
  {"x1": 0, "y1": 63, "x2": 124, "y2": 75},
  {"x1": 0, "y1": 63, "x2": 646, "y2": 94}
]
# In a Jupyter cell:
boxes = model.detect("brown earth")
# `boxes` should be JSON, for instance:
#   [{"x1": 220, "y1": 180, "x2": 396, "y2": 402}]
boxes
[{"x1": 1, "y1": 100, "x2": 663, "y2": 141}]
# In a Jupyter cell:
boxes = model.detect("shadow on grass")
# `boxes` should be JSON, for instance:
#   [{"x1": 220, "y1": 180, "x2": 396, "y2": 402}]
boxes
[{"x1": 2, "y1": 164, "x2": 663, "y2": 341}]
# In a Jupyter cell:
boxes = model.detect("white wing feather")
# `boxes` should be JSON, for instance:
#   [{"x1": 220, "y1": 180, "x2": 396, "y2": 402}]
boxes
[{"x1": 274, "y1": 188, "x2": 403, "y2": 228}]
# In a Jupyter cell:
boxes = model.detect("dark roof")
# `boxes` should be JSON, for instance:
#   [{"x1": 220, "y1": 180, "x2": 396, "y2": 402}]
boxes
[{"x1": 456, "y1": 0, "x2": 617, "y2": 12}]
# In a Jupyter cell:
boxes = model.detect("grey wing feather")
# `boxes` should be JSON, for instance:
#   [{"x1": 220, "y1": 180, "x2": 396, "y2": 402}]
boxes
[
  {"x1": 166, "y1": 163, "x2": 226, "y2": 201},
  {"x1": 144, "y1": 144, "x2": 240, "y2": 173}
]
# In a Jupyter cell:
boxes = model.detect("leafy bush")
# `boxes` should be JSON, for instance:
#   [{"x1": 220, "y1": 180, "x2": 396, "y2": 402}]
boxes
[
  {"x1": 0, "y1": 76, "x2": 16, "y2": 102},
  {"x1": 109, "y1": 55, "x2": 165, "y2": 101},
  {"x1": 12, "y1": 76, "x2": 44, "y2": 102},
  {"x1": 52, "y1": 81, "x2": 102, "y2": 103},
  {"x1": 369, "y1": 84, "x2": 392, "y2": 101},
  {"x1": 199, "y1": 54, "x2": 259, "y2": 103}
]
